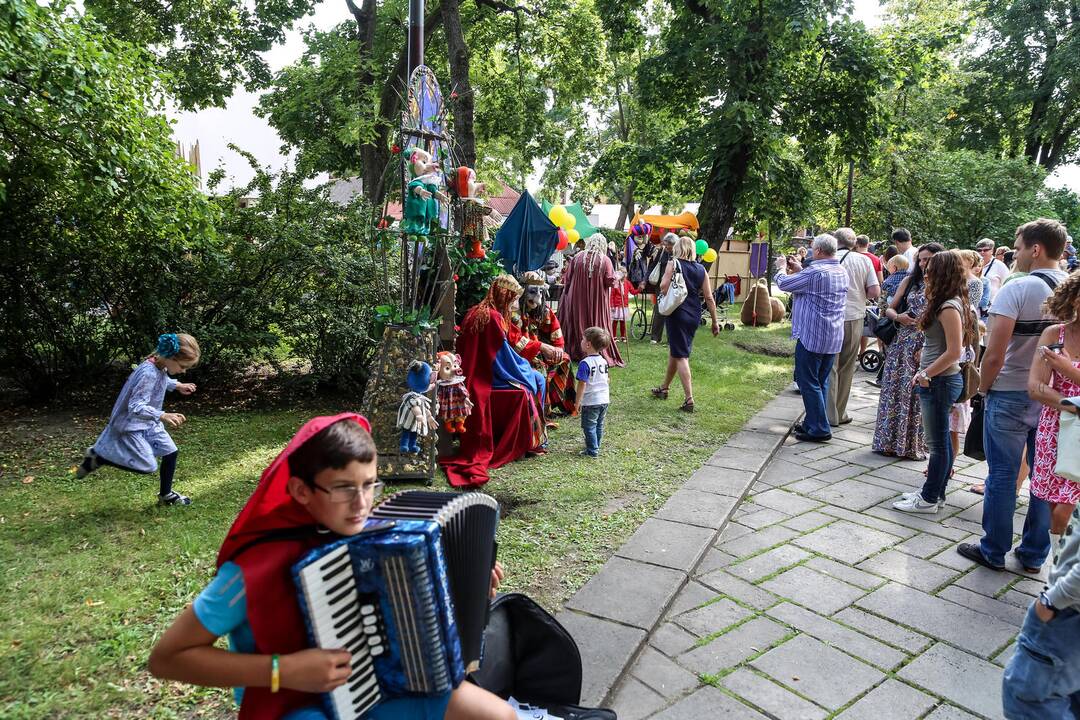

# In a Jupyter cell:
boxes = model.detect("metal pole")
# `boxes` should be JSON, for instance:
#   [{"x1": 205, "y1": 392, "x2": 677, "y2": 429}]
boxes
[
  {"x1": 844, "y1": 160, "x2": 854, "y2": 227},
  {"x1": 408, "y1": 0, "x2": 425, "y2": 76}
]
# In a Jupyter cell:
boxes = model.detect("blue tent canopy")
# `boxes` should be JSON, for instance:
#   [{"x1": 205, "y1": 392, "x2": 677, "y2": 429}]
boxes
[{"x1": 493, "y1": 190, "x2": 558, "y2": 274}]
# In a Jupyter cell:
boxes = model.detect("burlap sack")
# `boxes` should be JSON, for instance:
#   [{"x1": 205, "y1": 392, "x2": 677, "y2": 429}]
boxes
[
  {"x1": 770, "y1": 296, "x2": 786, "y2": 322},
  {"x1": 740, "y1": 278, "x2": 774, "y2": 327}
]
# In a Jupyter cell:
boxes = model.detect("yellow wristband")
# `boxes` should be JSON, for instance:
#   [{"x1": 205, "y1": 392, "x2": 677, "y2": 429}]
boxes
[{"x1": 271, "y1": 654, "x2": 280, "y2": 693}]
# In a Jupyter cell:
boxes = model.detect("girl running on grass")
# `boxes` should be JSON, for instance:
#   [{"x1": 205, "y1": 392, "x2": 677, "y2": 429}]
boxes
[{"x1": 75, "y1": 333, "x2": 199, "y2": 505}]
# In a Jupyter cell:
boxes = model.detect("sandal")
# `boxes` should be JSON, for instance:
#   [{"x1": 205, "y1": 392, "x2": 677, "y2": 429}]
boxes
[
  {"x1": 679, "y1": 399, "x2": 695, "y2": 413},
  {"x1": 158, "y1": 491, "x2": 191, "y2": 506},
  {"x1": 651, "y1": 386, "x2": 670, "y2": 399}
]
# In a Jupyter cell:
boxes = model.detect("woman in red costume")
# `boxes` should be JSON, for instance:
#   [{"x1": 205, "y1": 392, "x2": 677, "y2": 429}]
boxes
[
  {"x1": 149, "y1": 414, "x2": 511, "y2": 719},
  {"x1": 557, "y1": 233, "x2": 625, "y2": 367},
  {"x1": 440, "y1": 275, "x2": 547, "y2": 487}
]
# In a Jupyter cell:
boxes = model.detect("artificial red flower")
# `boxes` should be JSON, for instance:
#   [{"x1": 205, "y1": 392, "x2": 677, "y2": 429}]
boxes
[
  {"x1": 453, "y1": 274, "x2": 459, "y2": 281},
  {"x1": 451, "y1": 91, "x2": 459, "y2": 100},
  {"x1": 391, "y1": 144, "x2": 401, "y2": 155}
]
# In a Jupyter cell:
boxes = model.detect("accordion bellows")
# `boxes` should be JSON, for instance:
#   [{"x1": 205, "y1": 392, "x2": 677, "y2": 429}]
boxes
[{"x1": 293, "y1": 491, "x2": 500, "y2": 720}]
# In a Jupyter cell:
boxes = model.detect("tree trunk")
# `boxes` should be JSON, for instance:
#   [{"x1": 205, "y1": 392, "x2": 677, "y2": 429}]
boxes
[
  {"x1": 442, "y1": 0, "x2": 476, "y2": 167},
  {"x1": 615, "y1": 180, "x2": 636, "y2": 230},
  {"x1": 698, "y1": 120, "x2": 752, "y2": 249}
]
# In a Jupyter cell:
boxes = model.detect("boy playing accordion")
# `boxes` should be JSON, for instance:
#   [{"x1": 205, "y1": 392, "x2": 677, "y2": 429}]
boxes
[{"x1": 149, "y1": 414, "x2": 512, "y2": 720}]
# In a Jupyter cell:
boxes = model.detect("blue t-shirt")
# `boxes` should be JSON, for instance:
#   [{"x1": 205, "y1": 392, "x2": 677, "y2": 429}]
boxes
[{"x1": 193, "y1": 561, "x2": 452, "y2": 719}]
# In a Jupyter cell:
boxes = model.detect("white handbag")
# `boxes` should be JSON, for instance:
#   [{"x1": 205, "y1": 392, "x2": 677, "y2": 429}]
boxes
[
  {"x1": 657, "y1": 260, "x2": 688, "y2": 316},
  {"x1": 1055, "y1": 397, "x2": 1080, "y2": 483},
  {"x1": 648, "y1": 259, "x2": 662, "y2": 286}
]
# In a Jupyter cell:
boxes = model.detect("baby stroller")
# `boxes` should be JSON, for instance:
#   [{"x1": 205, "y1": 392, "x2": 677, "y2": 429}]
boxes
[
  {"x1": 859, "y1": 306, "x2": 885, "y2": 373},
  {"x1": 704, "y1": 282, "x2": 737, "y2": 330}
]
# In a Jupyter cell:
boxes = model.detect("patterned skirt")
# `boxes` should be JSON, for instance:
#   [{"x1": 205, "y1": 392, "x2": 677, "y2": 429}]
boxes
[
  {"x1": 546, "y1": 359, "x2": 577, "y2": 415},
  {"x1": 872, "y1": 329, "x2": 926, "y2": 460}
]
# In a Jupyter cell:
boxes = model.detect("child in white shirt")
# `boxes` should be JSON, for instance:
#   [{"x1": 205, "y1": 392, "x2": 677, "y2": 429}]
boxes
[{"x1": 575, "y1": 327, "x2": 611, "y2": 458}]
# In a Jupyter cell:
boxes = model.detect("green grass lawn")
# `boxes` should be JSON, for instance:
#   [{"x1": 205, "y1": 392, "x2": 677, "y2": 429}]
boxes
[{"x1": 0, "y1": 315, "x2": 794, "y2": 718}]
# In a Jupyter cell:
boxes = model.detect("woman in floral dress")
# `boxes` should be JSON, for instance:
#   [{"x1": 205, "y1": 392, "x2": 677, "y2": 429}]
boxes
[
  {"x1": 1028, "y1": 273, "x2": 1080, "y2": 553},
  {"x1": 873, "y1": 244, "x2": 943, "y2": 458}
]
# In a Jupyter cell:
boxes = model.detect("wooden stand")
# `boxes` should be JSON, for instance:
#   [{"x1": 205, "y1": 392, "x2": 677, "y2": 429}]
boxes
[{"x1": 360, "y1": 325, "x2": 438, "y2": 483}]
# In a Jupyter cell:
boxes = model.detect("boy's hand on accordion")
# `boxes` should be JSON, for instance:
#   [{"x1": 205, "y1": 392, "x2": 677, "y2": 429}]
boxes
[
  {"x1": 281, "y1": 648, "x2": 353, "y2": 693},
  {"x1": 490, "y1": 561, "x2": 505, "y2": 599}
]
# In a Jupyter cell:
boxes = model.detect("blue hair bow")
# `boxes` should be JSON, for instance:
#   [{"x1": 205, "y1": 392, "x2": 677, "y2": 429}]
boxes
[{"x1": 157, "y1": 333, "x2": 181, "y2": 358}]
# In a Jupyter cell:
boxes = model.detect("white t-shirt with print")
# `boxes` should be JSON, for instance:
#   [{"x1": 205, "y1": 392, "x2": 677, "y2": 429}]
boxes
[{"x1": 576, "y1": 355, "x2": 610, "y2": 406}]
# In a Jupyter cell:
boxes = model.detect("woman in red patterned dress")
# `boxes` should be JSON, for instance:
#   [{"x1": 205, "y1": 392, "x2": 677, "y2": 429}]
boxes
[{"x1": 1028, "y1": 272, "x2": 1080, "y2": 551}]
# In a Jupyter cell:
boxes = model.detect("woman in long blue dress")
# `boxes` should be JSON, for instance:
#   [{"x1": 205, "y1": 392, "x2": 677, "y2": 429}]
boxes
[
  {"x1": 873, "y1": 243, "x2": 943, "y2": 458},
  {"x1": 651, "y1": 234, "x2": 720, "y2": 412}
]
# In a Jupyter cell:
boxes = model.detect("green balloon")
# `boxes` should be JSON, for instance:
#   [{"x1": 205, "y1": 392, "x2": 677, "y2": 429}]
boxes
[{"x1": 695, "y1": 239, "x2": 708, "y2": 256}]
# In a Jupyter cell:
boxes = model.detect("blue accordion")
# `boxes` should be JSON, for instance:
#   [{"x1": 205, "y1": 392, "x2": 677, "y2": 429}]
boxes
[{"x1": 292, "y1": 491, "x2": 499, "y2": 720}]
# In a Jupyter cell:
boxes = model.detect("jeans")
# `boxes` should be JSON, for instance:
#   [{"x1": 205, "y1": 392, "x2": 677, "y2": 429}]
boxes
[
  {"x1": 980, "y1": 390, "x2": 1051, "y2": 568},
  {"x1": 580, "y1": 403, "x2": 608, "y2": 456},
  {"x1": 1003, "y1": 604, "x2": 1080, "y2": 719},
  {"x1": 916, "y1": 374, "x2": 963, "y2": 503},
  {"x1": 794, "y1": 340, "x2": 835, "y2": 437}
]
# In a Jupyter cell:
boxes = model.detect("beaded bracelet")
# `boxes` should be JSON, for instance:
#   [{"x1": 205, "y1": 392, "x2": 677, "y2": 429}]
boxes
[{"x1": 271, "y1": 654, "x2": 280, "y2": 693}]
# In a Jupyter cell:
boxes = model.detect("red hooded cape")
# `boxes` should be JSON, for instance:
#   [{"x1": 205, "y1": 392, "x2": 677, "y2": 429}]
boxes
[
  {"x1": 439, "y1": 308, "x2": 539, "y2": 487},
  {"x1": 215, "y1": 412, "x2": 371, "y2": 719}
]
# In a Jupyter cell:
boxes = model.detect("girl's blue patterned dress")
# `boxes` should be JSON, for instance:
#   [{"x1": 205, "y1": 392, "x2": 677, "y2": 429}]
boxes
[{"x1": 93, "y1": 360, "x2": 178, "y2": 472}]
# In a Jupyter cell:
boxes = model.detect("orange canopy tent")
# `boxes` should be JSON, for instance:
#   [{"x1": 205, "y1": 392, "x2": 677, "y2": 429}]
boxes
[{"x1": 629, "y1": 211, "x2": 699, "y2": 239}]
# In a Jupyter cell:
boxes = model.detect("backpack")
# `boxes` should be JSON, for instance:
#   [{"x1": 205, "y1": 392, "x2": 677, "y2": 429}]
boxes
[{"x1": 470, "y1": 593, "x2": 617, "y2": 719}]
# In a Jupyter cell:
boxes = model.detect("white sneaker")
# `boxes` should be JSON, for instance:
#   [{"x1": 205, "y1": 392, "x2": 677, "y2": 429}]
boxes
[
  {"x1": 893, "y1": 494, "x2": 939, "y2": 514},
  {"x1": 900, "y1": 491, "x2": 945, "y2": 510}
]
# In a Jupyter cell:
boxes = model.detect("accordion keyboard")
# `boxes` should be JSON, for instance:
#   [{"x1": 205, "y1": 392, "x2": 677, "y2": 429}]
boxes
[{"x1": 297, "y1": 543, "x2": 386, "y2": 719}]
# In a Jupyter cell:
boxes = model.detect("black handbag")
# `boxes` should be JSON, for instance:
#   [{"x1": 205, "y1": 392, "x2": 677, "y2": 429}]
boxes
[
  {"x1": 872, "y1": 315, "x2": 898, "y2": 344},
  {"x1": 964, "y1": 394, "x2": 985, "y2": 461}
]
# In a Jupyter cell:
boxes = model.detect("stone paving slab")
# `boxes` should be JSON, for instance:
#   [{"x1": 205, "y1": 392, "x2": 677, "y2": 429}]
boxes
[
  {"x1": 834, "y1": 679, "x2": 937, "y2": 720},
  {"x1": 614, "y1": 518, "x2": 715, "y2": 572},
  {"x1": 564, "y1": 556, "x2": 684, "y2": 629},
  {"x1": 856, "y1": 582, "x2": 1017, "y2": 658},
  {"x1": 653, "y1": 488, "x2": 739, "y2": 530},
  {"x1": 899, "y1": 643, "x2": 1006, "y2": 720},
  {"x1": 766, "y1": 601, "x2": 906, "y2": 670},
  {"x1": 563, "y1": 379, "x2": 1028, "y2": 718},
  {"x1": 721, "y1": 667, "x2": 827, "y2": 720},
  {"x1": 555, "y1": 610, "x2": 647, "y2": 707},
  {"x1": 792, "y1": 519, "x2": 900, "y2": 564},
  {"x1": 751, "y1": 633, "x2": 885, "y2": 710},
  {"x1": 650, "y1": 686, "x2": 769, "y2": 719}
]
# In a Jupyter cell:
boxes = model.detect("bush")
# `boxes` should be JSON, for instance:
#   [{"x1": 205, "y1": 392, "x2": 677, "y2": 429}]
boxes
[{"x1": 0, "y1": 1, "x2": 216, "y2": 399}]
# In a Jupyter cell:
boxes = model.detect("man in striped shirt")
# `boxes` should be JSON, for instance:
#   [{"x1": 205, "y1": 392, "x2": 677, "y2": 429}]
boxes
[{"x1": 774, "y1": 234, "x2": 849, "y2": 442}]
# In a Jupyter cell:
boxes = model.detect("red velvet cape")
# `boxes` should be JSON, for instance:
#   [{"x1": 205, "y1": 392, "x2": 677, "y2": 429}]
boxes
[
  {"x1": 439, "y1": 308, "x2": 537, "y2": 487},
  {"x1": 215, "y1": 413, "x2": 371, "y2": 719}
]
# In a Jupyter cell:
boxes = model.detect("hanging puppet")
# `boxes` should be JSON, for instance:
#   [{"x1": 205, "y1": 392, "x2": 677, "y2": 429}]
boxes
[
  {"x1": 451, "y1": 166, "x2": 492, "y2": 259},
  {"x1": 402, "y1": 147, "x2": 448, "y2": 238},
  {"x1": 397, "y1": 360, "x2": 439, "y2": 453},
  {"x1": 511, "y1": 271, "x2": 577, "y2": 415},
  {"x1": 435, "y1": 351, "x2": 473, "y2": 433}
]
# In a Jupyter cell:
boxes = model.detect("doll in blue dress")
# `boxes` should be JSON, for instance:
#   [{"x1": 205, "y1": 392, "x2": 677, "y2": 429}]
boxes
[{"x1": 76, "y1": 333, "x2": 200, "y2": 505}]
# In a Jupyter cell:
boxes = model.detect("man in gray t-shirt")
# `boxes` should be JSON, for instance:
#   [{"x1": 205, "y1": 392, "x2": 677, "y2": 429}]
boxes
[{"x1": 958, "y1": 219, "x2": 1070, "y2": 574}]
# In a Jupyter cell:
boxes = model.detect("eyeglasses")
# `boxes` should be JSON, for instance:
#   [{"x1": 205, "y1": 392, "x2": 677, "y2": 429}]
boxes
[
  {"x1": 313, "y1": 481, "x2": 384, "y2": 504},
  {"x1": 977, "y1": 247, "x2": 992, "y2": 252}
]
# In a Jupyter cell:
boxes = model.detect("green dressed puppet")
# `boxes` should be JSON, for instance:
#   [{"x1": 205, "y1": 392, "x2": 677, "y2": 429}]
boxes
[{"x1": 402, "y1": 147, "x2": 448, "y2": 237}]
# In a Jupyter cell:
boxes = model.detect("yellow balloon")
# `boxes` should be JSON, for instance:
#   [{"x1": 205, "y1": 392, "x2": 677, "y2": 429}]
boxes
[
  {"x1": 566, "y1": 228, "x2": 581, "y2": 244},
  {"x1": 702, "y1": 248, "x2": 718, "y2": 263},
  {"x1": 561, "y1": 212, "x2": 576, "y2": 231},
  {"x1": 548, "y1": 205, "x2": 567, "y2": 226}
]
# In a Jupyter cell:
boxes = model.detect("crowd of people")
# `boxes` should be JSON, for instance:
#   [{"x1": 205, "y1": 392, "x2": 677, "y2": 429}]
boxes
[{"x1": 777, "y1": 218, "x2": 1080, "y2": 716}]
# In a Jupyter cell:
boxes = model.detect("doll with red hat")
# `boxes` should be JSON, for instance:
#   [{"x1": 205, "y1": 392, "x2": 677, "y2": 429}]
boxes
[
  {"x1": 148, "y1": 414, "x2": 511, "y2": 720},
  {"x1": 450, "y1": 166, "x2": 491, "y2": 259}
]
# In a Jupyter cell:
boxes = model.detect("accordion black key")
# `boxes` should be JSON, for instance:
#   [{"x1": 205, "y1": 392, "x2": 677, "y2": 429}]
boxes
[{"x1": 292, "y1": 491, "x2": 499, "y2": 720}]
